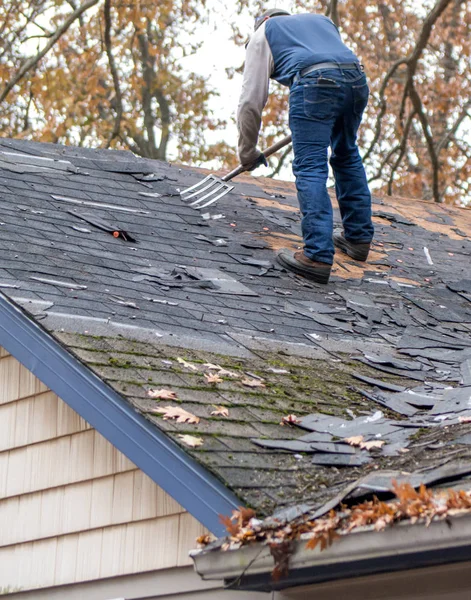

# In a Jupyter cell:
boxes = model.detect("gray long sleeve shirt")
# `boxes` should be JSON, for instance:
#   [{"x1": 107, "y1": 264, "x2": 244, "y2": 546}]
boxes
[{"x1": 236, "y1": 13, "x2": 358, "y2": 166}]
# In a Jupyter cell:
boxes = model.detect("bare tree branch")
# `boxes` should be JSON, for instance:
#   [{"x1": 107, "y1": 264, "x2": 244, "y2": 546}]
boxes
[
  {"x1": 368, "y1": 144, "x2": 401, "y2": 184},
  {"x1": 154, "y1": 88, "x2": 170, "y2": 160},
  {"x1": 267, "y1": 144, "x2": 292, "y2": 178},
  {"x1": 325, "y1": 0, "x2": 339, "y2": 27},
  {"x1": 387, "y1": 110, "x2": 416, "y2": 194},
  {"x1": 436, "y1": 99, "x2": 471, "y2": 155},
  {"x1": 363, "y1": 58, "x2": 408, "y2": 161},
  {"x1": 0, "y1": 0, "x2": 101, "y2": 104},
  {"x1": 103, "y1": 0, "x2": 123, "y2": 147},
  {"x1": 408, "y1": 84, "x2": 440, "y2": 202},
  {"x1": 364, "y1": 0, "x2": 457, "y2": 164},
  {"x1": 136, "y1": 29, "x2": 158, "y2": 157}
]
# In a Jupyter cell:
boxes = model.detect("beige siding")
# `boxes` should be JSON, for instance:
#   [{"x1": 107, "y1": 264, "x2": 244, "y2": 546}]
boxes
[
  {"x1": 5, "y1": 566, "x2": 270, "y2": 600},
  {"x1": 0, "y1": 347, "x2": 208, "y2": 594}
]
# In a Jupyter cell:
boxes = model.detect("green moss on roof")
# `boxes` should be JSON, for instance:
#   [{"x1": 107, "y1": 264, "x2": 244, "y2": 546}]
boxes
[{"x1": 54, "y1": 330, "x2": 436, "y2": 516}]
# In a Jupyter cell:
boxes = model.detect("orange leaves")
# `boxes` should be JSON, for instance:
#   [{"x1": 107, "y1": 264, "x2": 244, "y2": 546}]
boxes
[
  {"x1": 213, "y1": 480, "x2": 471, "y2": 583},
  {"x1": 219, "y1": 507, "x2": 256, "y2": 538},
  {"x1": 153, "y1": 406, "x2": 199, "y2": 424},
  {"x1": 391, "y1": 481, "x2": 440, "y2": 524},
  {"x1": 304, "y1": 510, "x2": 341, "y2": 552},
  {"x1": 196, "y1": 534, "x2": 214, "y2": 547}
]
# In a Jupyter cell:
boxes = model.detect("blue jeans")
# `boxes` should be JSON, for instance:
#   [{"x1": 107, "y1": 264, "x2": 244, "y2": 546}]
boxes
[{"x1": 289, "y1": 66, "x2": 374, "y2": 264}]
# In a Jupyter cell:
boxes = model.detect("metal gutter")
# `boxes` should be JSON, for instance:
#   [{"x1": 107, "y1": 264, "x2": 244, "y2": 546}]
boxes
[
  {"x1": 0, "y1": 293, "x2": 240, "y2": 536},
  {"x1": 192, "y1": 514, "x2": 471, "y2": 591}
]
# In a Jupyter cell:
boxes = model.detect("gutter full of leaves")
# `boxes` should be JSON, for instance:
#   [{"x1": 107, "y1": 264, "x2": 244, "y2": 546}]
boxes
[{"x1": 192, "y1": 481, "x2": 471, "y2": 583}]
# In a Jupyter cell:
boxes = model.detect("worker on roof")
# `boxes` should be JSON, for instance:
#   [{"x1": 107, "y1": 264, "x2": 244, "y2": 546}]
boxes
[{"x1": 237, "y1": 9, "x2": 374, "y2": 284}]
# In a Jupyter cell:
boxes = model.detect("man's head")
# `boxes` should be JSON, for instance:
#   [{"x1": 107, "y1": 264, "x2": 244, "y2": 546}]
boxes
[{"x1": 254, "y1": 8, "x2": 290, "y2": 31}]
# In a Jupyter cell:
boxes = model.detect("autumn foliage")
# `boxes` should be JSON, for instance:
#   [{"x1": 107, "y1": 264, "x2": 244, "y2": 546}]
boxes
[
  {"x1": 1, "y1": 1, "x2": 470, "y2": 205},
  {"x1": 0, "y1": 0, "x2": 233, "y2": 164},
  {"x1": 236, "y1": 0, "x2": 471, "y2": 206}
]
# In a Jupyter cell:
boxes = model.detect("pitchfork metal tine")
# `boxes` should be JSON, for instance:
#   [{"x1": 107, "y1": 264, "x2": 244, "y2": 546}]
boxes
[
  {"x1": 189, "y1": 183, "x2": 235, "y2": 209},
  {"x1": 180, "y1": 174, "x2": 218, "y2": 201},
  {"x1": 179, "y1": 134, "x2": 293, "y2": 209}
]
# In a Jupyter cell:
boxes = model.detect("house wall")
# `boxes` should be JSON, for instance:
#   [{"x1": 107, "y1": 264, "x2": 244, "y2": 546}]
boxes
[{"x1": 0, "y1": 346, "x2": 215, "y2": 595}]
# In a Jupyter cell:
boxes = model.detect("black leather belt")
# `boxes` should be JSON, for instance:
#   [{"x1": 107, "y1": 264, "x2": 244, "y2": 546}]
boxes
[{"x1": 292, "y1": 62, "x2": 360, "y2": 85}]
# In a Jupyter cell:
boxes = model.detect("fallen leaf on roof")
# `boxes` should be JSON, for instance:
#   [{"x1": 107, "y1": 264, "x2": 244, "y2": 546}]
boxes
[
  {"x1": 178, "y1": 434, "x2": 203, "y2": 448},
  {"x1": 153, "y1": 406, "x2": 200, "y2": 424},
  {"x1": 211, "y1": 405, "x2": 229, "y2": 417},
  {"x1": 361, "y1": 440, "x2": 386, "y2": 451},
  {"x1": 204, "y1": 363, "x2": 239, "y2": 378},
  {"x1": 220, "y1": 368, "x2": 240, "y2": 378},
  {"x1": 177, "y1": 357, "x2": 199, "y2": 371},
  {"x1": 459, "y1": 416, "x2": 471, "y2": 424},
  {"x1": 344, "y1": 435, "x2": 365, "y2": 447},
  {"x1": 147, "y1": 388, "x2": 178, "y2": 400},
  {"x1": 241, "y1": 377, "x2": 266, "y2": 388},
  {"x1": 280, "y1": 414, "x2": 301, "y2": 426},
  {"x1": 344, "y1": 436, "x2": 386, "y2": 451},
  {"x1": 205, "y1": 373, "x2": 223, "y2": 384},
  {"x1": 204, "y1": 362, "x2": 222, "y2": 370}
]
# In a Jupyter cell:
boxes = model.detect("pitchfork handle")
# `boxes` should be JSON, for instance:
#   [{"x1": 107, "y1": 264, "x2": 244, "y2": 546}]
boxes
[{"x1": 222, "y1": 134, "x2": 293, "y2": 183}]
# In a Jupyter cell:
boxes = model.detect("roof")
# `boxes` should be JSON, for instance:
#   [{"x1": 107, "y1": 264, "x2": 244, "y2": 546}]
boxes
[{"x1": 1, "y1": 137, "x2": 471, "y2": 545}]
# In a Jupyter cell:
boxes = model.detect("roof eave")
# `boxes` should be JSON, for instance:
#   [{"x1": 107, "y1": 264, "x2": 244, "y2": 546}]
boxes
[
  {"x1": 0, "y1": 293, "x2": 241, "y2": 536},
  {"x1": 192, "y1": 514, "x2": 471, "y2": 592}
]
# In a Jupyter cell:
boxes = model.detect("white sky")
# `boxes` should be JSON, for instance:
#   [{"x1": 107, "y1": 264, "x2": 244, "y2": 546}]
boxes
[{"x1": 177, "y1": 1, "x2": 298, "y2": 178}]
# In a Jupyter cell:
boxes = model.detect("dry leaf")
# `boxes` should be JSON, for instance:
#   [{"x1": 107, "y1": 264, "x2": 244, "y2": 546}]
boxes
[
  {"x1": 344, "y1": 435, "x2": 364, "y2": 447},
  {"x1": 345, "y1": 435, "x2": 385, "y2": 451},
  {"x1": 147, "y1": 388, "x2": 177, "y2": 400},
  {"x1": 203, "y1": 362, "x2": 222, "y2": 370},
  {"x1": 241, "y1": 377, "x2": 266, "y2": 388},
  {"x1": 218, "y1": 368, "x2": 240, "y2": 378},
  {"x1": 205, "y1": 373, "x2": 223, "y2": 384},
  {"x1": 459, "y1": 416, "x2": 471, "y2": 424},
  {"x1": 177, "y1": 357, "x2": 199, "y2": 371},
  {"x1": 178, "y1": 434, "x2": 203, "y2": 448},
  {"x1": 361, "y1": 440, "x2": 386, "y2": 451},
  {"x1": 153, "y1": 406, "x2": 200, "y2": 424},
  {"x1": 196, "y1": 534, "x2": 214, "y2": 546},
  {"x1": 204, "y1": 363, "x2": 239, "y2": 378},
  {"x1": 280, "y1": 414, "x2": 300, "y2": 426},
  {"x1": 211, "y1": 405, "x2": 229, "y2": 417}
]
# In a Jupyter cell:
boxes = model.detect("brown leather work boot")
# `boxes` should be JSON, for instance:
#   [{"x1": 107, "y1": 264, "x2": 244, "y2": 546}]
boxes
[
  {"x1": 333, "y1": 230, "x2": 371, "y2": 262},
  {"x1": 276, "y1": 250, "x2": 332, "y2": 284}
]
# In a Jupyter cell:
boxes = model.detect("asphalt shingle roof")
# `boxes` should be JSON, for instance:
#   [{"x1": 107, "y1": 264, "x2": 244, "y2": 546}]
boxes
[{"x1": 1, "y1": 137, "x2": 471, "y2": 518}]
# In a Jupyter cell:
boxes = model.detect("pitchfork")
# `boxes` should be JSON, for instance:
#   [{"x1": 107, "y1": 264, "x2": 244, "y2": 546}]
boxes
[{"x1": 180, "y1": 134, "x2": 292, "y2": 209}]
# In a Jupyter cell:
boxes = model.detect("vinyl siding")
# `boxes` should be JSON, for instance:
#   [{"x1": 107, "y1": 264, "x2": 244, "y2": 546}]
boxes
[{"x1": 0, "y1": 347, "x2": 207, "y2": 593}]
